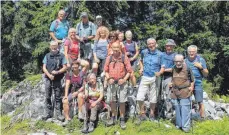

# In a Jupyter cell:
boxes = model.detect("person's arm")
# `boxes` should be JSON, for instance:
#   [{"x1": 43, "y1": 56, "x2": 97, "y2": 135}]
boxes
[
  {"x1": 43, "y1": 64, "x2": 53, "y2": 80},
  {"x1": 194, "y1": 58, "x2": 209, "y2": 77},
  {"x1": 164, "y1": 68, "x2": 173, "y2": 72},
  {"x1": 57, "y1": 56, "x2": 67, "y2": 74},
  {"x1": 104, "y1": 57, "x2": 110, "y2": 79},
  {"x1": 87, "y1": 35, "x2": 95, "y2": 40},
  {"x1": 155, "y1": 54, "x2": 165, "y2": 76},
  {"x1": 87, "y1": 23, "x2": 96, "y2": 40},
  {"x1": 75, "y1": 23, "x2": 83, "y2": 41},
  {"x1": 49, "y1": 32, "x2": 59, "y2": 42},
  {"x1": 49, "y1": 21, "x2": 61, "y2": 43},
  {"x1": 189, "y1": 69, "x2": 195, "y2": 92},
  {"x1": 201, "y1": 68, "x2": 209, "y2": 78},
  {"x1": 57, "y1": 64, "x2": 67, "y2": 74},
  {"x1": 64, "y1": 40, "x2": 70, "y2": 66},
  {"x1": 64, "y1": 79, "x2": 71, "y2": 97},
  {"x1": 93, "y1": 41, "x2": 98, "y2": 61},
  {"x1": 139, "y1": 60, "x2": 144, "y2": 75},
  {"x1": 84, "y1": 84, "x2": 89, "y2": 99},
  {"x1": 95, "y1": 83, "x2": 104, "y2": 104},
  {"x1": 131, "y1": 42, "x2": 139, "y2": 61}
]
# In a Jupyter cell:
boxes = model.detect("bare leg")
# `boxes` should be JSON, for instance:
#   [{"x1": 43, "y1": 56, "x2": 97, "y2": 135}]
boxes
[{"x1": 119, "y1": 103, "x2": 126, "y2": 117}]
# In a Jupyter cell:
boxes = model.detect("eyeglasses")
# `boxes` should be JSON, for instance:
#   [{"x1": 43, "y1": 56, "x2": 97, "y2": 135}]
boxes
[{"x1": 174, "y1": 61, "x2": 183, "y2": 63}]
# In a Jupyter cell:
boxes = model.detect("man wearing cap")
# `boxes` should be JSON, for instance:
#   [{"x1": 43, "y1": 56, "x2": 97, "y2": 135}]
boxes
[
  {"x1": 49, "y1": 10, "x2": 70, "y2": 52},
  {"x1": 42, "y1": 41, "x2": 67, "y2": 121},
  {"x1": 185, "y1": 45, "x2": 209, "y2": 119},
  {"x1": 76, "y1": 12, "x2": 96, "y2": 61},
  {"x1": 161, "y1": 39, "x2": 177, "y2": 118},
  {"x1": 135, "y1": 38, "x2": 165, "y2": 124}
]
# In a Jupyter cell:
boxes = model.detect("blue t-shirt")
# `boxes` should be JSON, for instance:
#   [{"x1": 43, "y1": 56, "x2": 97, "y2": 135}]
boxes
[
  {"x1": 141, "y1": 49, "x2": 165, "y2": 77},
  {"x1": 162, "y1": 52, "x2": 177, "y2": 69},
  {"x1": 76, "y1": 21, "x2": 96, "y2": 38},
  {"x1": 49, "y1": 19, "x2": 69, "y2": 40},
  {"x1": 185, "y1": 55, "x2": 207, "y2": 86},
  {"x1": 93, "y1": 40, "x2": 109, "y2": 59}
]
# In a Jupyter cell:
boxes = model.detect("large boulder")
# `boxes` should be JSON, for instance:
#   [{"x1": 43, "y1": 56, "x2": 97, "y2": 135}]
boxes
[{"x1": 1, "y1": 78, "x2": 46, "y2": 122}]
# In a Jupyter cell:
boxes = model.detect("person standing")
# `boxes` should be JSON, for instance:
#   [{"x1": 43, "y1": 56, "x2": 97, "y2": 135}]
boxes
[
  {"x1": 136, "y1": 38, "x2": 165, "y2": 124},
  {"x1": 185, "y1": 45, "x2": 209, "y2": 119},
  {"x1": 42, "y1": 41, "x2": 67, "y2": 121},
  {"x1": 170, "y1": 54, "x2": 195, "y2": 133},
  {"x1": 76, "y1": 12, "x2": 96, "y2": 62},
  {"x1": 49, "y1": 9, "x2": 70, "y2": 53}
]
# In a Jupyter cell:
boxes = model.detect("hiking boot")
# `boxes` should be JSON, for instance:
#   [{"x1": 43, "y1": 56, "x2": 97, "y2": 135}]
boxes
[
  {"x1": 81, "y1": 121, "x2": 88, "y2": 133},
  {"x1": 120, "y1": 117, "x2": 126, "y2": 130},
  {"x1": 149, "y1": 116, "x2": 158, "y2": 123},
  {"x1": 182, "y1": 128, "x2": 190, "y2": 133},
  {"x1": 56, "y1": 111, "x2": 65, "y2": 122},
  {"x1": 62, "y1": 119, "x2": 71, "y2": 127},
  {"x1": 135, "y1": 115, "x2": 148, "y2": 125},
  {"x1": 106, "y1": 116, "x2": 115, "y2": 127},
  {"x1": 42, "y1": 114, "x2": 52, "y2": 121},
  {"x1": 88, "y1": 121, "x2": 95, "y2": 133}
]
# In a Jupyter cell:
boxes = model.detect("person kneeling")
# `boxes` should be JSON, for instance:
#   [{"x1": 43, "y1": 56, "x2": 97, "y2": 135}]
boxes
[{"x1": 81, "y1": 73, "x2": 104, "y2": 133}]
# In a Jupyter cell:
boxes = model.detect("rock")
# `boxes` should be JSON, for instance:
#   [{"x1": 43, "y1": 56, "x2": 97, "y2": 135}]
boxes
[
  {"x1": 203, "y1": 91, "x2": 208, "y2": 100},
  {"x1": 203, "y1": 100, "x2": 217, "y2": 119},
  {"x1": 208, "y1": 100, "x2": 215, "y2": 108},
  {"x1": 28, "y1": 132, "x2": 57, "y2": 135},
  {"x1": 164, "y1": 124, "x2": 172, "y2": 128},
  {"x1": 1, "y1": 80, "x2": 47, "y2": 122},
  {"x1": 221, "y1": 103, "x2": 229, "y2": 115},
  {"x1": 216, "y1": 111, "x2": 225, "y2": 117}
]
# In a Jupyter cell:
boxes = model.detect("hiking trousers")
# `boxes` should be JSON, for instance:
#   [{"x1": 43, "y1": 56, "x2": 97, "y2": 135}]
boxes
[
  {"x1": 45, "y1": 77, "x2": 63, "y2": 116},
  {"x1": 172, "y1": 97, "x2": 191, "y2": 131}
]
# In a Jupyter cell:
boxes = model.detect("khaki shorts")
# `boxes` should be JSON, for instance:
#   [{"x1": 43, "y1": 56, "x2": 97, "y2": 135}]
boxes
[
  {"x1": 137, "y1": 76, "x2": 157, "y2": 103},
  {"x1": 106, "y1": 82, "x2": 128, "y2": 103}
]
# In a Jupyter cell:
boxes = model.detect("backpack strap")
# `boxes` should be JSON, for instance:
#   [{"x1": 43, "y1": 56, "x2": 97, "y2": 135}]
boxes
[{"x1": 54, "y1": 20, "x2": 59, "y2": 31}]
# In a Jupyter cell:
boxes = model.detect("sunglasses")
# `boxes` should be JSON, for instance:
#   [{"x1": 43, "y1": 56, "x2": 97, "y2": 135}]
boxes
[{"x1": 110, "y1": 36, "x2": 116, "y2": 38}]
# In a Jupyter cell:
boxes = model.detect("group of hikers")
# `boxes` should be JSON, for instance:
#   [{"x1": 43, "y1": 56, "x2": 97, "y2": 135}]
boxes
[{"x1": 42, "y1": 10, "x2": 209, "y2": 133}]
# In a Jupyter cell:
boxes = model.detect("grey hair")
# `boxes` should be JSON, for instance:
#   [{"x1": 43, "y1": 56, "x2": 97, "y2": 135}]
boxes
[
  {"x1": 50, "y1": 41, "x2": 58, "y2": 46},
  {"x1": 174, "y1": 54, "x2": 184, "y2": 61},
  {"x1": 125, "y1": 30, "x2": 133, "y2": 38},
  {"x1": 147, "y1": 38, "x2": 158, "y2": 47},
  {"x1": 58, "y1": 9, "x2": 65, "y2": 15},
  {"x1": 187, "y1": 45, "x2": 198, "y2": 52}
]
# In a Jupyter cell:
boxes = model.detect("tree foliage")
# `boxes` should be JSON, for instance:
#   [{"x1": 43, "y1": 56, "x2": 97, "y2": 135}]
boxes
[{"x1": 1, "y1": 1, "x2": 229, "y2": 94}]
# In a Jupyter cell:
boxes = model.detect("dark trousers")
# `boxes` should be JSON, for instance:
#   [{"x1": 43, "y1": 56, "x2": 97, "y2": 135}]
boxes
[{"x1": 45, "y1": 77, "x2": 63, "y2": 116}]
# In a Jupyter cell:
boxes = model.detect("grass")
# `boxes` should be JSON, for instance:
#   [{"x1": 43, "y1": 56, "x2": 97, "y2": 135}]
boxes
[
  {"x1": 24, "y1": 74, "x2": 42, "y2": 86},
  {"x1": 1, "y1": 115, "x2": 229, "y2": 135}
]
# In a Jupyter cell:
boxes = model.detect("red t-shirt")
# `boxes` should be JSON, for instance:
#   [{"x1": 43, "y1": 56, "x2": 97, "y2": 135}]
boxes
[{"x1": 65, "y1": 39, "x2": 79, "y2": 59}]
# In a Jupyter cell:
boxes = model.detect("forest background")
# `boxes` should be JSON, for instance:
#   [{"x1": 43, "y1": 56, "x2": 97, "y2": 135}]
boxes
[{"x1": 1, "y1": 1, "x2": 229, "y2": 100}]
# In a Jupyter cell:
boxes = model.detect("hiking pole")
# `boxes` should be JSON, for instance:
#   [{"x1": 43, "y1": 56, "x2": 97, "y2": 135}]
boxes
[
  {"x1": 81, "y1": 93, "x2": 89, "y2": 134},
  {"x1": 105, "y1": 84, "x2": 113, "y2": 135},
  {"x1": 155, "y1": 75, "x2": 163, "y2": 127},
  {"x1": 190, "y1": 98, "x2": 193, "y2": 134},
  {"x1": 114, "y1": 82, "x2": 121, "y2": 135},
  {"x1": 51, "y1": 80, "x2": 56, "y2": 118}
]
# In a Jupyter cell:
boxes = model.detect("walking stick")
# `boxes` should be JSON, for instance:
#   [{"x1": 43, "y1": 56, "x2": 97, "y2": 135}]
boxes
[{"x1": 51, "y1": 80, "x2": 56, "y2": 117}]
